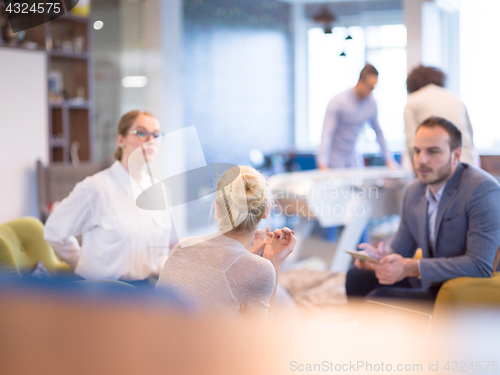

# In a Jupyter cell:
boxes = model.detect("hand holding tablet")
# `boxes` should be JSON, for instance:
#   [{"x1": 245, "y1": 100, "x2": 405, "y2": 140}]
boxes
[{"x1": 345, "y1": 250, "x2": 381, "y2": 264}]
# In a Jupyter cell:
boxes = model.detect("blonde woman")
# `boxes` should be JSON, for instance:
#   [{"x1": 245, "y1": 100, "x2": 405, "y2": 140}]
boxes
[
  {"x1": 156, "y1": 166, "x2": 295, "y2": 320},
  {"x1": 44, "y1": 110, "x2": 171, "y2": 284}
]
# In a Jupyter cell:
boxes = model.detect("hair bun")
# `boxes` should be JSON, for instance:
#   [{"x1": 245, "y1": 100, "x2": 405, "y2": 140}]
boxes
[
  {"x1": 215, "y1": 166, "x2": 273, "y2": 235},
  {"x1": 231, "y1": 171, "x2": 266, "y2": 211}
]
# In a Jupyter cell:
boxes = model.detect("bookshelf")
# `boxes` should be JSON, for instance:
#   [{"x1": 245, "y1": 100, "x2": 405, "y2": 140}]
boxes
[{"x1": 0, "y1": 1, "x2": 93, "y2": 163}]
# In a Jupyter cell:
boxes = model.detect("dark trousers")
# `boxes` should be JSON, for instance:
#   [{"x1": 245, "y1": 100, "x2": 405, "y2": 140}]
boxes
[{"x1": 346, "y1": 267, "x2": 440, "y2": 302}]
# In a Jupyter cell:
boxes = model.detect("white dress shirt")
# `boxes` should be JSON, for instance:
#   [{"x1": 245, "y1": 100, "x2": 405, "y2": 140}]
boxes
[
  {"x1": 404, "y1": 84, "x2": 478, "y2": 169},
  {"x1": 415, "y1": 183, "x2": 446, "y2": 280},
  {"x1": 425, "y1": 182, "x2": 447, "y2": 255},
  {"x1": 44, "y1": 161, "x2": 171, "y2": 281},
  {"x1": 317, "y1": 88, "x2": 391, "y2": 168}
]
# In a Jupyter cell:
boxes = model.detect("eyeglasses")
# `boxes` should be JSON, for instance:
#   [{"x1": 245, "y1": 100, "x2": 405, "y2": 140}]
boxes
[{"x1": 129, "y1": 129, "x2": 164, "y2": 140}]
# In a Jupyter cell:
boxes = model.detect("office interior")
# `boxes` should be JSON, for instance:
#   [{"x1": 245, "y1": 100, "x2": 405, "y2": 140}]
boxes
[{"x1": 1, "y1": 0, "x2": 500, "y2": 374}]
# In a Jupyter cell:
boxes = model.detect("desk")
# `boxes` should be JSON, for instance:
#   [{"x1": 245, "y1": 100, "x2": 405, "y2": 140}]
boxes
[{"x1": 268, "y1": 167, "x2": 413, "y2": 272}]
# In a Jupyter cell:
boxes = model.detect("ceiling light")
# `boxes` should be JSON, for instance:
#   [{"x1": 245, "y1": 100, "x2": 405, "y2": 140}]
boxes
[
  {"x1": 313, "y1": 8, "x2": 336, "y2": 35},
  {"x1": 121, "y1": 76, "x2": 148, "y2": 88},
  {"x1": 93, "y1": 20, "x2": 104, "y2": 30}
]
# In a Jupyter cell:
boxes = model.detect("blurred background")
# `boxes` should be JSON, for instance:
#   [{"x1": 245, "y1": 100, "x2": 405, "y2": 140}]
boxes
[
  {"x1": 1, "y1": 0, "x2": 499, "y2": 230},
  {"x1": 2, "y1": 3, "x2": 500, "y2": 372}
]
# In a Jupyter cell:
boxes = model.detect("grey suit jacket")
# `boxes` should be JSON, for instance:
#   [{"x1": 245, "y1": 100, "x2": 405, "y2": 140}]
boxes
[{"x1": 391, "y1": 163, "x2": 500, "y2": 288}]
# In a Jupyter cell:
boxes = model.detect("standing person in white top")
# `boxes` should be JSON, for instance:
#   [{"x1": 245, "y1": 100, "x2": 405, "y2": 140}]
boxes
[
  {"x1": 404, "y1": 65, "x2": 479, "y2": 170},
  {"x1": 44, "y1": 110, "x2": 171, "y2": 284},
  {"x1": 156, "y1": 166, "x2": 296, "y2": 321}
]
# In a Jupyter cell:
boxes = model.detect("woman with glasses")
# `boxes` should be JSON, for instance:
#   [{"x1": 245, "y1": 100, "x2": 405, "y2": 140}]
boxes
[{"x1": 44, "y1": 110, "x2": 171, "y2": 286}]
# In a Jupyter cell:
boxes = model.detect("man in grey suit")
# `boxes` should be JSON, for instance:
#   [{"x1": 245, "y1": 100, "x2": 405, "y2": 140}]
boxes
[{"x1": 346, "y1": 116, "x2": 500, "y2": 301}]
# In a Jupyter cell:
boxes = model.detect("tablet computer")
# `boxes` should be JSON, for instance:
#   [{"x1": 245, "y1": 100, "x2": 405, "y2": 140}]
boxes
[{"x1": 344, "y1": 250, "x2": 381, "y2": 264}]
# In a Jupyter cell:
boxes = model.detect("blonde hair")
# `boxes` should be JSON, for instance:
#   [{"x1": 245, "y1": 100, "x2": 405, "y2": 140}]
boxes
[
  {"x1": 114, "y1": 110, "x2": 156, "y2": 161},
  {"x1": 215, "y1": 166, "x2": 273, "y2": 235}
]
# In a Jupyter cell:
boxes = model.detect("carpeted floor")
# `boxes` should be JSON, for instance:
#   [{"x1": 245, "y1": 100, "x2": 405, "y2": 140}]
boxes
[{"x1": 279, "y1": 269, "x2": 348, "y2": 319}]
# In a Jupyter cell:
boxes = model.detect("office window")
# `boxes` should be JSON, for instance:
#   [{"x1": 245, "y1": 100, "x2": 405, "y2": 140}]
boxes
[
  {"x1": 460, "y1": 0, "x2": 500, "y2": 150},
  {"x1": 308, "y1": 24, "x2": 407, "y2": 154}
]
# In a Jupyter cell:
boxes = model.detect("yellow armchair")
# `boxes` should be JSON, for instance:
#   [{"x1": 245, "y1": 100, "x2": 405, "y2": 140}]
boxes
[
  {"x1": 0, "y1": 217, "x2": 73, "y2": 276},
  {"x1": 434, "y1": 273, "x2": 500, "y2": 307},
  {"x1": 433, "y1": 247, "x2": 500, "y2": 321}
]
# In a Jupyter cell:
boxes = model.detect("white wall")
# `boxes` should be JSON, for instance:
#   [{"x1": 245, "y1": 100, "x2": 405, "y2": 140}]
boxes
[
  {"x1": 460, "y1": 0, "x2": 500, "y2": 149},
  {"x1": 0, "y1": 49, "x2": 48, "y2": 222},
  {"x1": 292, "y1": 3, "x2": 309, "y2": 150},
  {"x1": 160, "y1": 0, "x2": 186, "y2": 238},
  {"x1": 421, "y1": 2, "x2": 442, "y2": 68},
  {"x1": 92, "y1": 1, "x2": 122, "y2": 164},
  {"x1": 421, "y1": 1, "x2": 460, "y2": 94},
  {"x1": 118, "y1": 0, "x2": 183, "y2": 129},
  {"x1": 119, "y1": 0, "x2": 145, "y2": 114},
  {"x1": 160, "y1": 0, "x2": 183, "y2": 133},
  {"x1": 403, "y1": 0, "x2": 436, "y2": 73}
]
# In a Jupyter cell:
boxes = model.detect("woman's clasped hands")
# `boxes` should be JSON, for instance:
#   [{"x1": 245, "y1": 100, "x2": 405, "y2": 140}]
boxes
[{"x1": 249, "y1": 226, "x2": 296, "y2": 266}]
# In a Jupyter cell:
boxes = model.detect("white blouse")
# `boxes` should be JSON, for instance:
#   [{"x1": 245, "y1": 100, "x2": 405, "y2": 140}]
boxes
[
  {"x1": 403, "y1": 84, "x2": 478, "y2": 168},
  {"x1": 44, "y1": 161, "x2": 171, "y2": 281}
]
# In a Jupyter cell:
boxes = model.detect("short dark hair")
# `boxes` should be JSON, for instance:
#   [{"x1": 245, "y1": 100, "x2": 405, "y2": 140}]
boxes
[
  {"x1": 417, "y1": 116, "x2": 462, "y2": 150},
  {"x1": 406, "y1": 65, "x2": 446, "y2": 94},
  {"x1": 359, "y1": 63, "x2": 379, "y2": 81}
]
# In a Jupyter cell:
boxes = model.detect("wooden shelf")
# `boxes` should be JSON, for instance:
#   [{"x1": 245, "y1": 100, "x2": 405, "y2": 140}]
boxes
[
  {"x1": 1, "y1": 1, "x2": 94, "y2": 164},
  {"x1": 49, "y1": 138, "x2": 67, "y2": 147},
  {"x1": 50, "y1": 50, "x2": 89, "y2": 60},
  {"x1": 51, "y1": 147, "x2": 65, "y2": 163},
  {"x1": 68, "y1": 101, "x2": 90, "y2": 109},
  {"x1": 50, "y1": 100, "x2": 90, "y2": 109},
  {"x1": 0, "y1": 43, "x2": 45, "y2": 52},
  {"x1": 58, "y1": 13, "x2": 90, "y2": 23}
]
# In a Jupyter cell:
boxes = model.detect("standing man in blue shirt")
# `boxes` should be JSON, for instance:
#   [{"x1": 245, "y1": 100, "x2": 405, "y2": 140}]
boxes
[{"x1": 317, "y1": 64, "x2": 396, "y2": 170}]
